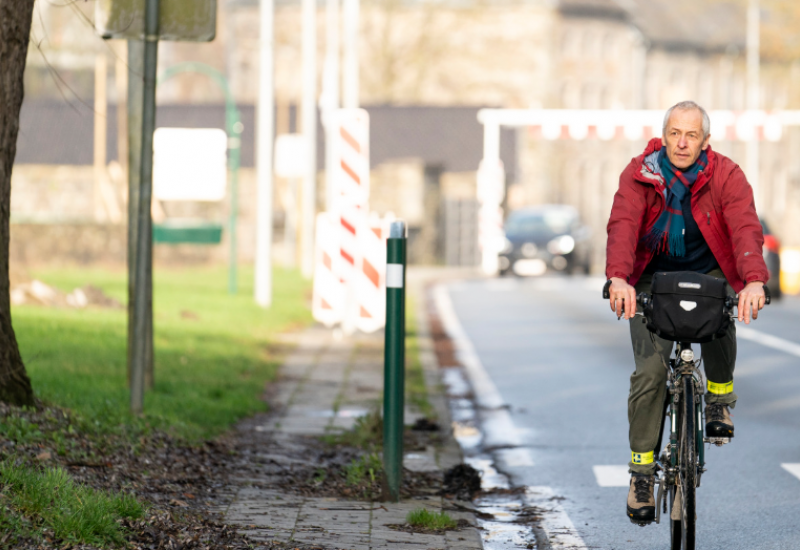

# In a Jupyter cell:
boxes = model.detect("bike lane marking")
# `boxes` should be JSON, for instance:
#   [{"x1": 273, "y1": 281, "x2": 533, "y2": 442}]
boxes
[
  {"x1": 436, "y1": 284, "x2": 589, "y2": 549},
  {"x1": 781, "y1": 463, "x2": 800, "y2": 481},
  {"x1": 592, "y1": 465, "x2": 630, "y2": 487},
  {"x1": 737, "y1": 327, "x2": 800, "y2": 358}
]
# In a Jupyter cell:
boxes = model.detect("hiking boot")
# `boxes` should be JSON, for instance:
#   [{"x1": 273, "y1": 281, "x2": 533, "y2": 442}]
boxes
[
  {"x1": 706, "y1": 403, "x2": 734, "y2": 438},
  {"x1": 626, "y1": 474, "x2": 655, "y2": 524}
]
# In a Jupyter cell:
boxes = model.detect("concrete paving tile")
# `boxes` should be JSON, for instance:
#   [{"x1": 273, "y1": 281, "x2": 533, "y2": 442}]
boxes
[
  {"x1": 445, "y1": 528, "x2": 483, "y2": 548},
  {"x1": 370, "y1": 529, "x2": 445, "y2": 543},
  {"x1": 239, "y1": 528, "x2": 293, "y2": 542}
]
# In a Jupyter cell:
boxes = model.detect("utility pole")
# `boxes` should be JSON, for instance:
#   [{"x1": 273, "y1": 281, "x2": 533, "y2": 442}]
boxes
[
  {"x1": 130, "y1": 0, "x2": 160, "y2": 414},
  {"x1": 323, "y1": 0, "x2": 340, "y2": 211},
  {"x1": 301, "y1": 0, "x2": 317, "y2": 278},
  {"x1": 94, "y1": 53, "x2": 108, "y2": 222},
  {"x1": 255, "y1": 0, "x2": 275, "y2": 307},
  {"x1": 747, "y1": 0, "x2": 760, "y2": 207},
  {"x1": 115, "y1": 41, "x2": 128, "y2": 180},
  {"x1": 342, "y1": 0, "x2": 359, "y2": 108}
]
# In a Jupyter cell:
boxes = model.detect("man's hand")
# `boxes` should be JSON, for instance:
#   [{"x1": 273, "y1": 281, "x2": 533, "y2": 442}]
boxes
[
  {"x1": 738, "y1": 281, "x2": 766, "y2": 324},
  {"x1": 609, "y1": 277, "x2": 637, "y2": 320}
]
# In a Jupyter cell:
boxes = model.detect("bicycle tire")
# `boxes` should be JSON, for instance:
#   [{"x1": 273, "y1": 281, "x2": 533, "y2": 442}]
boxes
[
  {"x1": 669, "y1": 398, "x2": 682, "y2": 550},
  {"x1": 680, "y1": 374, "x2": 697, "y2": 550}
]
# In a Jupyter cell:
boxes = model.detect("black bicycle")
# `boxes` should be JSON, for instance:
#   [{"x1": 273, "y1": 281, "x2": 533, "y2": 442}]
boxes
[{"x1": 603, "y1": 276, "x2": 770, "y2": 550}]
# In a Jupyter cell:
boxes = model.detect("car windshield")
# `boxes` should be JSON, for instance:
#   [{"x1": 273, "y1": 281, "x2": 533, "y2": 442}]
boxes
[{"x1": 505, "y1": 210, "x2": 575, "y2": 238}]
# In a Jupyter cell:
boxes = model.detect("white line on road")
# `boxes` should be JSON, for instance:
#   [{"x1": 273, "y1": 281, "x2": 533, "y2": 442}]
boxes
[
  {"x1": 526, "y1": 487, "x2": 589, "y2": 549},
  {"x1": 737, "y1": 327, "x2": 800, "y2": 358},
  {"x1": 433, "y1": 285, "x2": 506, "y2": 411},
  {"x1": 592, "y1": 465, "x2": 630, "y2": 487},
  {"x1": 781, "y1": 463, "x2": 800, "y2": 481},
  {"x1": 435, "y1": 283, "x2": 588, "y2": 549},
  {"x1": 434, "y1": 284, "x2": 521, "y2": 451}
]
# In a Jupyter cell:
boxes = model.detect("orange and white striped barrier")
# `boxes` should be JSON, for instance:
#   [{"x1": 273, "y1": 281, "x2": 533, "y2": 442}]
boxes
[
  {"x1": 311, "y1": 212, "x2": 345, "y2": 327},
  {"x1": 314, "y1": 108, "x2": 384, "y2": 332},
  {"x1": 355, "y1": 213, "x2": 395, "y2": 333}
]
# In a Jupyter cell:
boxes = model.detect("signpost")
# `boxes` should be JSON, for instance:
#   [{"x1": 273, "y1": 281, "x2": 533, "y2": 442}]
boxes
[
  {"x1": 95, "y1": 0, "x2": 216, "y2": 41},
  {"x1": 153, "y1": 128, "x2": 227, "y2": 201},
  {"x1": 98, "y1": 0, "x2": 217, "y2": 414}
]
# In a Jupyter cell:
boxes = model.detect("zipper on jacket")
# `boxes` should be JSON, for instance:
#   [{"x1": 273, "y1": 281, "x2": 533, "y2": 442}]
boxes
[{"x1": 707, "y1": 212, "x2": 711, "y2": 225}]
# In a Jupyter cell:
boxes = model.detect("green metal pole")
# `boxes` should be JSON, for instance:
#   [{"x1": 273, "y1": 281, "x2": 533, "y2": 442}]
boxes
[
  {"x1": 227, "y1": 109, "x2": 242, "y2": 295},
  {"x1": 383, "y1": 220, "x2": 406, "y2": 502},
  {"x1": 131, "y1": 0, "x2": 160, "y2": 414}
]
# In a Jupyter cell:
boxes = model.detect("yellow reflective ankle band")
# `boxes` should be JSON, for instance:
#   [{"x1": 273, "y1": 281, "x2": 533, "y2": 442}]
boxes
[
  {"x1": 631, "y1": 451, "x2": 654, "y2": 465},
  {"x1": 707, "y1": 380, "x2": 734, "y2": 395}
]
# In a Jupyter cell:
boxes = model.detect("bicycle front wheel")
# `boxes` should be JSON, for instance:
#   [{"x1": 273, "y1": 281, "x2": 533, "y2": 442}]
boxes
[{"x1": 679, "y1": 373, "x2": 697, "y2": 550}]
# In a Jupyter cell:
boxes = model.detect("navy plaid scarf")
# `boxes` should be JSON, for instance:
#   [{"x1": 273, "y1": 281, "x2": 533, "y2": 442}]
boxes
[{"x1": 642, "y1": 148, "x2": 708, "y2": 257}]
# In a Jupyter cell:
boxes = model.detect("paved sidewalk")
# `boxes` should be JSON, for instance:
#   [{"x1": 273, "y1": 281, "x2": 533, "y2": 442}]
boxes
[{"x1": 223, "y1": 319, "x2": 483, "y2": 549}]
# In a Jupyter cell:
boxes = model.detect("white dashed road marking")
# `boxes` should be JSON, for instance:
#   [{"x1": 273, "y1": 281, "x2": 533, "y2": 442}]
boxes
[
  {"x1": 781, "y1": 463, "x2": 800, "y2": 481},
  {"x1": 593, "y1": 465, "x2": 630, "y2": 487},
  {"x1": 737, "y1": 327, "x2": 800, "y2": 358}
]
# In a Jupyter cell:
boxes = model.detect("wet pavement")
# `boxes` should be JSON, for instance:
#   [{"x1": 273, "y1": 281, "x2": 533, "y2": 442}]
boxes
[
  {"x1": 442, "y1": 275, "x2": 800, "y2": 550},
  {"x1": 222, "y1": 314, "x2": 484, "y2": 549}
]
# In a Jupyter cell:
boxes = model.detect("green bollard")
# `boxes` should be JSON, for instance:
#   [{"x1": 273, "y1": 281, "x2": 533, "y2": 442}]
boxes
[{"x1": 383, "y1": 220, "x2": 406, "y2": 502}]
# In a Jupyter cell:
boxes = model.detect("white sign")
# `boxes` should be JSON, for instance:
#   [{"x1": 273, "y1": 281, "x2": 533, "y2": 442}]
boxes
[
  {"x1": 153, "y1": 128, "x2": 227, "y2": 201},
  {"x1": 274, "y1": 134, "x2": 307, "y2": 178}
]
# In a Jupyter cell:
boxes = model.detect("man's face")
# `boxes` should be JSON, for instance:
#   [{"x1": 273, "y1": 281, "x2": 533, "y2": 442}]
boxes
[{"x1": 662, "y1": 108, "x2": 710, "y2": 170}]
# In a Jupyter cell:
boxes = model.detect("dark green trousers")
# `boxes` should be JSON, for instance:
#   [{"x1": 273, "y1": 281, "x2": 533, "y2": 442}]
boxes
[{"x1": 628, "y1": 269, "x2": 738, "y2": 475}]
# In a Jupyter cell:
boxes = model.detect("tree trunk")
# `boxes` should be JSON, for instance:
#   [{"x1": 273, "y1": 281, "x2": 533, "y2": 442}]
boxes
[{"x1": 0, "y1": 0, "x2": 36, "y2": 407}]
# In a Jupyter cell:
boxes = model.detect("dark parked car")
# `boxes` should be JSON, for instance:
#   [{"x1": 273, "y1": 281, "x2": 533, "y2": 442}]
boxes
[
  {"x1": 499, "y1": 205, "x2": 592, "y2": 276},
  {"x1": 761, "y1": 218, "x2": 782, "y2": 300}
]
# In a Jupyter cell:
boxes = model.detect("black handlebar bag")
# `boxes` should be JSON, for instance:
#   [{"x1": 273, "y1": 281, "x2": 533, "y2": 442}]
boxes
[{"x1": 644, "y1": 271, "x2": 732, "y2": 343}]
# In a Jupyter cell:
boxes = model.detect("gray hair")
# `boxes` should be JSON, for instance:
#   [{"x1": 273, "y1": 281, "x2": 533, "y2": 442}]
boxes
[{"x1": 663, "y1": 101, "x2": 710, "y2": 139}]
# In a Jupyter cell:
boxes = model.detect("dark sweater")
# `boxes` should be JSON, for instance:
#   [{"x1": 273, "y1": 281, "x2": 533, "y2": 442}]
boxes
[{"x1": 645, "y1": 190, "x2": 719, "y2": 274}]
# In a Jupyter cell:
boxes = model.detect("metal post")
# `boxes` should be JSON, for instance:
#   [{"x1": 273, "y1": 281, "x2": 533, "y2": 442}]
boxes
[
  {"x1": 323, "y1": 0, "x2": 340, "y2": 211},
  {"x1": 94, "y1": 53, "x2": 108, "y2": 222},
  {"x1": 383, "y1": 220, "x2": 406, "y2": 502},
  {"x1": 127, "y1": 39, "x2": 143, "y2": 388},
  {"x1": 255, "y1": 0, "x2": 275, "y2": 307},
  {"x1": 301, "y1": 0, "x2": 317, "y2": 279},
  {"x1": 747, "y1": 0, "x2": 760, "y2": 206},
  {"x1": 342, "y1": 0, "x2": 359, "y2": 109},
  {"x1": 130, "y1": 0, "x2": 160, "y2": 414},
  {"x1": 227, "y1": 106, "x2": 243, "y2": 295}
]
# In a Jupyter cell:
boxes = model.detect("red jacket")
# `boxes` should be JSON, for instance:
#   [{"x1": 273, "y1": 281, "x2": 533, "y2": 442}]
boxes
[{"x1": 606, "y1": 138, "x2": 769, "y2": 293}]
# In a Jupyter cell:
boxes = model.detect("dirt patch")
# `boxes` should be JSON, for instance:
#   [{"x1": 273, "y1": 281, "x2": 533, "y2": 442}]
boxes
[
  {"x1": 442, "y1": 463, "x2": 482, "y2": 500},
  {"x1": 426, "y1": 286, "x2": 461, "y2": 368},
  {"x1": 9, "y1": 280, "x2": 122, "y2": 309},
  {"x1": 0, "y1": 401, "x2": 292, "y2": 550}
]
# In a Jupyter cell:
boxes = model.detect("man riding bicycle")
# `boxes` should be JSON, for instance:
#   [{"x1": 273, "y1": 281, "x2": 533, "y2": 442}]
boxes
[{"x1": 605, "y1": 100, "x2": 769, "y2": 524}]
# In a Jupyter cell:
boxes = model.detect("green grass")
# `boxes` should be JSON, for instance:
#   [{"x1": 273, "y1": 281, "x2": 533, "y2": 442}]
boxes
[
  {"x1": 0, "y1": 459, "x2": 145, "y2": 547},
  {"x1": 405, "y1": 508, "x2": 457, "y2": 530},
  {"x1": 405, "y1": 294, "x2": 434, "y2": 418},
  {"x1": 344, "y1": 452, "x2": 383, "y2": 487},
  {"x1": 12, "y1": 265, "x2": 312, "y2": 441}
]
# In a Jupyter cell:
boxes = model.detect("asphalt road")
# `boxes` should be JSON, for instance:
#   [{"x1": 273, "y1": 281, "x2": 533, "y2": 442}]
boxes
[{"x1": 445, "y1": 275, "x2": 800, "y2": 550}]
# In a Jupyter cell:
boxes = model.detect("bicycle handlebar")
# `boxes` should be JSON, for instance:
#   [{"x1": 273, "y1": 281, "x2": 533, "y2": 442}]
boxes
[{"x1": 602, "y1": 280, "x2": 772, "y2": 306}]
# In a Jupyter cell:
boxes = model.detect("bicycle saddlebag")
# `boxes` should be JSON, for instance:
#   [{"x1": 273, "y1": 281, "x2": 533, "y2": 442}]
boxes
[{"x1": 644, "y1": 271, "x2": 731, "y2": 343}]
